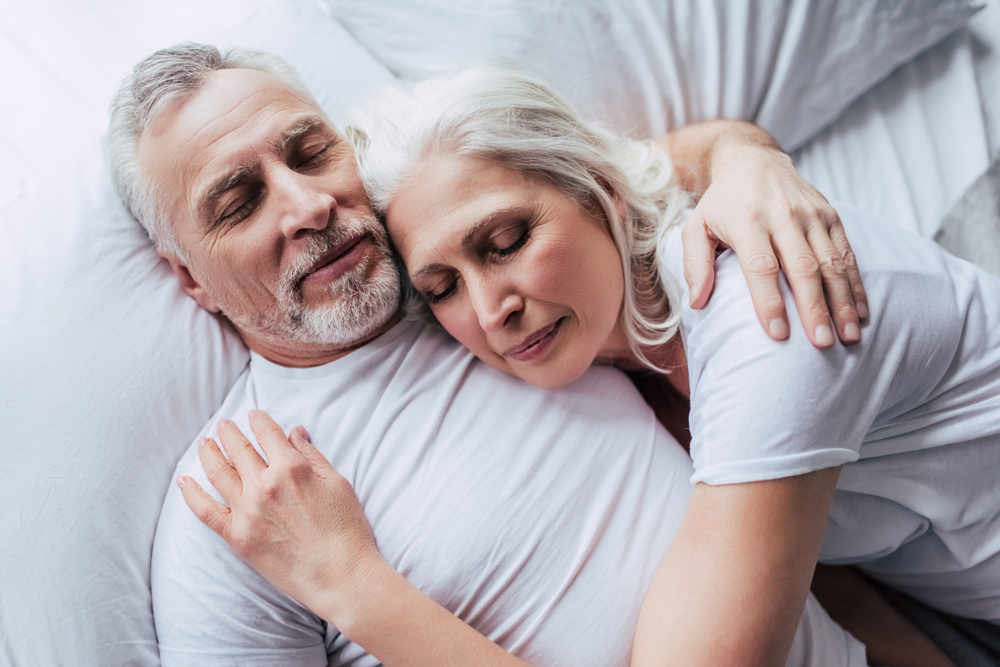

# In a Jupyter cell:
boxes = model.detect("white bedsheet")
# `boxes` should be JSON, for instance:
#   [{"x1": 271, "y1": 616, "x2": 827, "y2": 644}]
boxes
[
  {"x1": 793, "y1": 20, "x2": 994, "y2": 240},
  {"x1": 2, "y1": 2, "x2": 997, "y2": 666}
]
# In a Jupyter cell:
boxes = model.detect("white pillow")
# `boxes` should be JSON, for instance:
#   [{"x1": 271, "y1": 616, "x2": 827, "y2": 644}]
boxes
[
  {"x1": 0, "y1": 2, "x2": 393, "y2": 666},
  {"x1": 326, "y1": 0, "x2": 979, "y2": 150}
]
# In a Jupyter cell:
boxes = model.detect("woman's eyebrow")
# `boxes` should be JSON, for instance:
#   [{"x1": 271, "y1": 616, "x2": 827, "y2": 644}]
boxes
[
  {"x1": 460, "y1": 207, "x2": 517, "y2": 247},
  {"x1": 411, "y1": 207, "x2": 522, "y2": 281},
  {"x1": 412, "y1": 262, "x2": 448, "y2": 283}
]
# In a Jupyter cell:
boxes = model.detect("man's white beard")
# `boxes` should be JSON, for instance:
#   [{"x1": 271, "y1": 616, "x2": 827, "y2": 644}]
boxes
[{"x1": 227, "y1": 213, "x2": 401, "y2": 349}]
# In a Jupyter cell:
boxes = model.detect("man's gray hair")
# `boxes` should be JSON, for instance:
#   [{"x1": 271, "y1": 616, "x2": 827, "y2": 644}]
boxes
[
  {"x1": 107, "y1": 42, "x2": 316, "y2": 261},
  {"x1": 346, "y1": 58, "x2": 688, "y2": 371}
]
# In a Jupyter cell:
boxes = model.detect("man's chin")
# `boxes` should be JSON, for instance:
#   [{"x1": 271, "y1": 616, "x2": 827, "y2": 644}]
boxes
[{"x1": 284, "y1": 285, "x2": 402, "y2": 348}]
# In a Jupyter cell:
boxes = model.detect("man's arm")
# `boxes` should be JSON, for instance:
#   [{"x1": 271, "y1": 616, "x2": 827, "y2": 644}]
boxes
[
  {"x1": 659, "y1": 120, "x2": 868, "y2": 348},
  {"x1": 811, "y1": 565, "x2": 957, "y2": 667}
]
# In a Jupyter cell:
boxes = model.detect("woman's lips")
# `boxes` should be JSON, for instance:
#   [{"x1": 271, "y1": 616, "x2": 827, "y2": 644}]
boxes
[
  {"x1": 504, "y1": 318, "x2": 564, "y2": 363},
  {"x1": 301, "y1": 236, "x2": 368, "y2": 286}
]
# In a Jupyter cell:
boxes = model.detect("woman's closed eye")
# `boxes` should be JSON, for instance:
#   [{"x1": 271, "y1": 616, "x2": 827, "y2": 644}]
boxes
[
  {"x1": 419, "y1": 220, "x2": 533, "y2": 305},
  {"x1": 425, "y1": 277, "x2": 459, "y2": 305},
  {"x1": 491, "y1": 221, "x2": 532, "y2": 258}
]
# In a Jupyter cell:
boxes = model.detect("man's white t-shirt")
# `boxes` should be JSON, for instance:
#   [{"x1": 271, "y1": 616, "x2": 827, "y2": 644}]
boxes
[
  {"x1": 661, "y1": 202, "x2": 1000, "y2": 622},
  {"x1": 152, "y1": 319, "x2": 864, "y2": 667}
]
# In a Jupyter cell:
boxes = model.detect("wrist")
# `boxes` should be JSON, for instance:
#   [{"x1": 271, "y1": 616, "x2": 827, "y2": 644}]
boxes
[
  {"x1": 315, "y1": 548, "x2": 395, "y2": 633},
  {"x1": 710, "y1": 136, "x2": 790, "y2": 187},
  {"x1": 711, "y1": 122, "x2": 782, "y2": 163}
]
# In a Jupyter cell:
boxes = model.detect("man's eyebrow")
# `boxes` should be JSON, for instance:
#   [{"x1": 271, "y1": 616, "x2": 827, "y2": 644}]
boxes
[
  {"x1": 196, "y1": 115, "x2": 333, "y2": 227},
  {"x1": 273, "y1": 115, "x2": 331, "y2": 155},
  {"x1": 198, "y1": 162, "x2": 258, "y2": 226}
]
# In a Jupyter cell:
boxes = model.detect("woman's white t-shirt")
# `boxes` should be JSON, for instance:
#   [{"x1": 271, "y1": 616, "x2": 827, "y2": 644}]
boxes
[{"x1": 660, "y1": 202, "x2": 1000, "y2": 621}]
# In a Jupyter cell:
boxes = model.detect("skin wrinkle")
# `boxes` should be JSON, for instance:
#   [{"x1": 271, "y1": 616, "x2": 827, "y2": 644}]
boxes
[
  {"x1": 140, "y1": 68, "x2": 401, "y2": 367},
  {"x1": 388, "y1": 153, "x2": 629, "y2": 389},
  {"x1": 198, "y1": 115, "x2": 331, "y2": 229}
]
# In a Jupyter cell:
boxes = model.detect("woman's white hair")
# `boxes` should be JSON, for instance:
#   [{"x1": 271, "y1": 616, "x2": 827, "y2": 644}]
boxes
[
  {"x1": 347, "y1": 58, "x2": 688, "y2": 371},
  {"x1": 106, "y1": 42, "x2": 315, "y2": 262}
]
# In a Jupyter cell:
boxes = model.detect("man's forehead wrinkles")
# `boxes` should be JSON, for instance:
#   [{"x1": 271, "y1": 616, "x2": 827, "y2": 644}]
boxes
[{"x1": 188, "y1": 105, "x2": 298, "y2": 221}]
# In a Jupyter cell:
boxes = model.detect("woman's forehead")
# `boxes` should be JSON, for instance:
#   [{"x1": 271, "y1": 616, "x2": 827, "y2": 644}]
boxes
[{"x1": 386, "y1": 155, "x2": 535, "y2": 253}]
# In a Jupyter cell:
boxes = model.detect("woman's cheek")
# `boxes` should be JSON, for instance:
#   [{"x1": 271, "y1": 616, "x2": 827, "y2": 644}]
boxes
[{"x1": 442, "y1": 303, "x2": 489, "y2": 352}]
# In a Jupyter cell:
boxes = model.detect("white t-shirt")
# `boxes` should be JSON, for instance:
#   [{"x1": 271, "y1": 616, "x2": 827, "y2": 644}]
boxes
[
  {"x1": 152, "y1": 319, "x2": 864, "y2": 667},
  {"x1": 661, "y1": 202, "x2": 1000, "y2": 622}
]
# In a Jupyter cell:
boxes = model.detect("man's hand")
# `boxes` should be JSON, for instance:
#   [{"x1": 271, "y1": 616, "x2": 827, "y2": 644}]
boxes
[
  {"x1": 177, "y1": 411, "x2": 387, "y2": 626},
  {"x1": 661, "y1": 121, "x2": 868, "y2": 349}
]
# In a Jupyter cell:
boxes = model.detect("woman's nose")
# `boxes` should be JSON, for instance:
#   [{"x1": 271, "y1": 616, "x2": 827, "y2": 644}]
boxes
[
  {"x1": 275, "y1": 168, "x2": 336, "y2": 239},
  {"x1": 471, "y1": 280, "x2": 523, "y2": 333}
]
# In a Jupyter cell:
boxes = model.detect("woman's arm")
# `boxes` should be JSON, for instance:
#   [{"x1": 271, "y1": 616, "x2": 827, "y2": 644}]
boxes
[
  {"x1": 180, "y1": 412, "x2": 533, "y2": 667},
  {"x1": 631, "y1": 469, "x2": 842, "y2": 667},
  {"x1": 659, "y1": 120, "x2": 868, "y2": 349}
]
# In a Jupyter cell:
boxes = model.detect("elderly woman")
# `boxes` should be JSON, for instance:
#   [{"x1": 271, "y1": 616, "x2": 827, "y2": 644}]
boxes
[{"x1": 180, "y1": 60, "x2": 1000, "y2": 666}]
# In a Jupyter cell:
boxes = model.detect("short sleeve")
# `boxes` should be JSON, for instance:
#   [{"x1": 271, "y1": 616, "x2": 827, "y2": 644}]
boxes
[
  {"x1": 152, "y1": 454, "x2": 362, "y2": 667},
  {"x1": 680, "y1": 251, "x2": 878, "y2": 486}
]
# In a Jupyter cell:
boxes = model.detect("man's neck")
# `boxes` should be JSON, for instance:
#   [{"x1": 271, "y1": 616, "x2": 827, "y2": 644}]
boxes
[{"x1": 241, "y1": 312, "x2": 404, "y2": 368}]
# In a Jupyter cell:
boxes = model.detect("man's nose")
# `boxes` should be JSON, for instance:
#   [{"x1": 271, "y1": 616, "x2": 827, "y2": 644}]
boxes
[
  {"x1": 470, "y1": 277, "x2": 522, "y2": 333},
  {"x1": 273, "y1": 168, "x2": 335, "y2": 239}
]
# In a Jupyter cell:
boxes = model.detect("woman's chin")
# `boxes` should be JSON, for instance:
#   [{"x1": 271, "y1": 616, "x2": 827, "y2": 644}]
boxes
[{"x1": 517, "y1": 362, "x2": 592, "y2": 391}]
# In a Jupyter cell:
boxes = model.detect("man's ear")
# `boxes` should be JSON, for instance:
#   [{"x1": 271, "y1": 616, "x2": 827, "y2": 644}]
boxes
[{"x1": 162, "y1": 252, "x2": 222, "y2": 313}]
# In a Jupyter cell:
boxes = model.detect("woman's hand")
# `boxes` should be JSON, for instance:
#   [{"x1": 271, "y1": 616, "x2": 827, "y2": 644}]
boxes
[
  {"x1": 660, "y1": 121, "x2": 868, "y2": 349},
  {"x1": 177, "y1": 411, "x2": 387, "y2": 627},
  {"x1": 179, "y1": 410, "x2": 531, "y2": 667}
]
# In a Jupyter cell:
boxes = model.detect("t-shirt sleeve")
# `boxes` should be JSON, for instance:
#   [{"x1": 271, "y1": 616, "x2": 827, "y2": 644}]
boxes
[
  {"x1": 678, "y1": 248, "x2": 880, "y2": 486},
  {"x1": 152, "y1": 453, "x2": 375, "y2": 667}
]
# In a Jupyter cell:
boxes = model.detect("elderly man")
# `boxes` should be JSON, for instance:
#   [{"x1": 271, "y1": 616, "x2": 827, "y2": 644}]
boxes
[{"x1": 110, "y1": 44, "x2": 884, "y2": 667}]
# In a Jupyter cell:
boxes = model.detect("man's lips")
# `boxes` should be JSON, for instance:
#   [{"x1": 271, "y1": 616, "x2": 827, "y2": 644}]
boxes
[
  {"x1": 504, "y1": 318, "x2": 564, "y2": 362},
  {"x1": 300, "y1": 236, "x2": 367, "y2": 286}
]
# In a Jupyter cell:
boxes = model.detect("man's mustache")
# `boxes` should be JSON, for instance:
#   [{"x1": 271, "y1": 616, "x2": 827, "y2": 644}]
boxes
[{"x1": 283, "y1": 215, "x2": 387, "y2": 296}]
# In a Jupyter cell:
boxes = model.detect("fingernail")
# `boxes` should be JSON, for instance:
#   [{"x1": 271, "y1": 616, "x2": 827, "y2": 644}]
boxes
[
  {"x1": 688, "y1": 283, "x2": 700, "y2": 305},
  {"x1": 856, "y1": 302, "x2": 869, "y2": 320},
  {"x1": 197, "y1": 437, "x2": 208, "y2": 448},
  {"x1": 217, "y1": 419, "x2": 229, "y2": 430},
  {"x1": 844, "y1": 322, "x2": 861, "y2": 342},
  {"x1": 248, "y1": 409, "x2": 259, "y2": 419},
  {"x1": 815, "y1": 324, "x2": 834, "y2": 347},
  {"x1": 769, "y1": 318, "x2": 789, "y2": 340},
  {"x1": 176, "y1": 476, "x2": 186, "y2": 489},
  {"x1": 297, "y1": 425, "x2": 311, "y2": 443}
]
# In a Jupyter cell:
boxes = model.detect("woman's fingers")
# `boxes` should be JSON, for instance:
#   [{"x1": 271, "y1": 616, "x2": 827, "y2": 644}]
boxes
[
  {"x1": 178, "y1": 474, "x2": 233, "y2": 539},
  {"x1": 197, "y1": 436, "x2": 244, "y2": 502},
  {"x1": 247, "y1": 409, "x2": 296, "y2": 465},
  {"x1": 289, "y1": 425, "x2": 338, "y2": 473},
  {"x1": 217, "y1": 418, "x2": 268, "y2": 478}
]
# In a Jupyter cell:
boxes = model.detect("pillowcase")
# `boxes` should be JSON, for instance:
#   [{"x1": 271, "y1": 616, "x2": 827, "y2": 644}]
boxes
[
  {"x1": 325, "y1": 0, "x2": 979, "y2": 150},
  {"x1": 0, "y1": 2, "x2": 393, "y2": 665}
]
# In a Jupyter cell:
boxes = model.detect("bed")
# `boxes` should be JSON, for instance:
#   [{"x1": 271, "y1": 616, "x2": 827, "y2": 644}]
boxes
[{"x1": 1, "y1": 1, "x2": 997, "y2": 664}]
